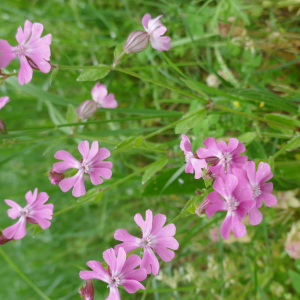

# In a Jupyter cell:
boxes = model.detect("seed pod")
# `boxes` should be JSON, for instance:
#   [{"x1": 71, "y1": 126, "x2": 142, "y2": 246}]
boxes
[
  {"x1": 77, "y1": 100, "x2": 97, "y2": 120},
  {"x1": 123, "y1": 30, "x2": 150, "y2": 54}
]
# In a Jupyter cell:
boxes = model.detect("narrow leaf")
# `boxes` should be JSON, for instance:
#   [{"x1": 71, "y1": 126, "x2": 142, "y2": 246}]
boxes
[
  {"x1": 77, "y1": 65, "x2": 111, "y2": 81},
  {"x1": 134, "y1": 136, "x2": 144, "y2": 148},
  {"x1": 288, "y1": 270, "x2": 300, "y2": 293},
  {"x1": 142, "y1": 157, "x2": 168, "y2": 184},
  {"x1": 66, "y1": 104, "x2": 78, "y2": 124},
  {"x1": 175, "y1": 108, "x2": 206, "y2": 134},
  {"x1": 238, "y1": 132, "x2": 257, "y2": 144}
]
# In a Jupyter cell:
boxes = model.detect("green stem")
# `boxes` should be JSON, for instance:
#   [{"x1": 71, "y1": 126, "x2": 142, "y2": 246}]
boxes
[
  {"x1": 0, "y1": 248, "x2": 51, "y2": 300},
  {"x1": 272, "y1": 136, "x2": 299, "y2": 159}
]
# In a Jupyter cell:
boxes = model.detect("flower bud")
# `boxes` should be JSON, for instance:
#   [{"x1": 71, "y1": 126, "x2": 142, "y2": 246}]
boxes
[
  {"x1": 49, "y1": 168, "x2": 65, "y2": 185},
  {"x1": 0, "y1": 118, "x2": 6, "y2": 134},
  {"x1": 195, "y1": 198, "x2": 210, "y2": 217},
  {"x1": 0, "y1": 230, "x2": 12, "y2": 245},
  {"x1": 79, "y1": 279, "x2": 94, "y2": 300},
  {"x1": 76, "y1": 100, "x2": 97, "y2": 120},
  {"x1": 123, "y1": 30, "x2": 150, "y2": 54}
]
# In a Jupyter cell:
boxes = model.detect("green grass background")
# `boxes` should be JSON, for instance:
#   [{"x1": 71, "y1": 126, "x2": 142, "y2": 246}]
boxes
[{"x1": 0, "y1": 0, "x2": 300, "y2": 299}]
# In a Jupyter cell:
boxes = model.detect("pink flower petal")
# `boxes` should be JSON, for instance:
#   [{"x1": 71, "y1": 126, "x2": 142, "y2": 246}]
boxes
[
  {"x1": 122, "y1": 279, "x2": 145, "y2": 293},
  {"x1": 25, "y1": 188, "x2": 38, "y2": 205},
  {"x1": 258, "y1": 192, "x2": 277, "y2": 207},
  {"x1": 16, "y1": 20, "x2": 33, "y2": 44},
  {"x1": 231, "y1": 214, "x2": 247, "y2": 238},
  {"x1": 106, "y1": 287, "x2": 120, "y2": 300},
  {"x1": 147, "y1": 15, "x2": 163, "y2": 33},
  {"x1": 18, "y1": 55, "x2": 33, "y2": 85},
  {"x1": 134, "y1": 213, "x2": 145, "y2": 232},
  {"x1": 103, "y1": 248, "x2": 117, "y2": 274},
  {"x1": 115, "y1": 247, "x2": 127, "y2": 276},
  {"x1": 85, "y1": 260, "x2": 110, "y2": 282},
  {"x1": 78, "y1": 140, "x2": 90, "y2": 160},
  {"x1": 0, "y1": 96, "x2": 10, "y2": 110},
  {"x1": 90, "y1": 147, "x2": 111, "y2": 163},
  {"x1": 226, "y1": 138, "x2": 239, "y2": 153},
  {"x1": 120, "y1": 254, "x2": 142, "y2": 276},
  {"x1": 5, "y1": 199, "x2": 22, "y2": 219},
  {"x1": 91, "y1": 83, "x2": 108, "y2": 103},
  {"x1": 191, "y1": 158, "x2": 207, "y2": 179},
  {"x1": 102, "y1": 94, "x2": 118, "y2": 109},
  {"x1": 152, "y1": 244, "x2": 175, "y2": 262},
  {"x1": 122, "y1": 267, "x2": 147, "y2": 282},
  {"x1": 53, "y1": 150, "x2": 80, "y2": 171},
  {"x1": 220, "y1": 213, "x2": 232, "y2": 239},
  {"x1": 150, "y1": 213, "x2": 167, "y2": 236},
  {"x1": 155, "y1": 236, "x2": 179, "y2": 251},
  {"x1": 248, "y1": 206, "x2": 263, "y2": 225},
  {"x1": 144, "y1": 209, "x2": 153, "y2": 236},
  {"x1": 150, "y1": 35, "x2": 171, "y2": 51},
  {"x1": 141, "y1": 247, "x2": 159, "y2": 275},
  {"x1": 154, "y1": 223, "x2": 176, "y2": 238},
  {"x1": 142, "y1": 13, "x2": 151, "y2": 30},
  {"x1": 30, "y1": 191, "x2": 49, "y2": 207},
  {"x1": 3, "y1": 217, "x2": 27, "y2": 240},
  {"x1": 256, "y1": 162, "x2": 271, "y2": 183},
  {"x1": 30, "y1": 215, "x2": 51, "y2": 229},
  {"x1": 206, "y1": 191, "x2": 227, "y2": 218},
  {"x1": 59, "y1": 172, "x2": 86, "y2": 197},
  {"x1": 185, "y1": 162, "x2": 194, "y2": 174},
  {"x1": 0, "y1": 40, "x2": 16, "y2": 68},
  {"x1": 231, "y1": 142, "x2": 246, "y2": 156},
  {"x1": 180, "y1": 134, "x2": 192, "y2": 153},
  {"x1": 235, "y1": 200, "x2": 255, "y2": 220}
]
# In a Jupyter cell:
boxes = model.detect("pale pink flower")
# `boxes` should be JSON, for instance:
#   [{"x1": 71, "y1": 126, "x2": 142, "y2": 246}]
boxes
[
  {"x1": 3, "y1": 188, "x2": 53, "y2": 240},
  {"x1": 142, "y1": 14, "x2": 171, "y2": 51},
  {"x1": 242, "y1": 161, "x2": 277, "y2": 225},
  {"x1": 197, "y1": 137, "x2": 248, "y2": 176},
  {"x1": 205, "y1": 170, "x2": 255, "y2": 239},
  {"x1": 114, "y1": 209, "x2": 179, "y2": 275},
  {"x1": 91, "y1": 82, "x2": 118, "y2": 109},
  {"x1": 285, "y1": 241, "x2": 300, "y2": 259},
  {"x1": 53, "y1": 141, "x2": 113, "y2": 198},
  {"x1": 80, "y1": 247, "x2": 147, "y2": 300},
  {"x1": 180, "y1": 134, "x2": 207, "y2": 179},
  {"x1": 0, "y1": 20, "x2": 52, "y2": 85},
  {"x1": 0, "y1": 96, "x2": 9, "y2": 110}
]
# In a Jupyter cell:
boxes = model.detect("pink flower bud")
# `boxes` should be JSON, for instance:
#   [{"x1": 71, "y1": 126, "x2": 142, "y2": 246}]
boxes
[
  {"x1": 76, "y1": 100, "x2": 97, "y2": 120},
  {"x1": 123, "y1": 30, "x2": 150, "y2": 54},
  {"x1": 0, "y1": 229, "x2": 12, "y2": 245},
  {"x1": 195, "y1": 198, "x2": 210, "y2": 217},
  {"x1": 49, "y1": 168, "x2": 65, "y2": 185},
  {"x1": 79, "y1": 279, "x2": 94, "y2": 300},
  {"x1": 0, "y1": 118, "x2": 6, "y2": 134}
]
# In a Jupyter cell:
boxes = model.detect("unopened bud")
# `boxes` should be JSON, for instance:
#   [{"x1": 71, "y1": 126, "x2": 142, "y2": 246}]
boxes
[
  {"x1": 0, "y1": 230, "x2": 12, "y2": 245},
  {"x1": 0, "y1": 118, "x2": 6, "y2": 134},
  {"x1": 195, "y1": 198, "x2": 210, "y2": 217},
  {"x1": 49, "y1": 168, "x2": 65, "y2": 185},
  {"x1": 123, "y1": 30, "x2": 150, "y2": 54},
  {"x1": 76, "y1": 100, "x2": 97, "y2": 120},
  {"x1": 79, "y1": 279, "x2": 94, "y2": 300},
  {"x1": 195, "y1": 189, "x2": 202, "y2": 195}
]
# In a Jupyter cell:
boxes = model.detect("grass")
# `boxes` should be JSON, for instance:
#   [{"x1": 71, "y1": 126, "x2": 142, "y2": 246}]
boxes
[{"x1": 0, "y1": 0, "x2": 300, "y2": 299}]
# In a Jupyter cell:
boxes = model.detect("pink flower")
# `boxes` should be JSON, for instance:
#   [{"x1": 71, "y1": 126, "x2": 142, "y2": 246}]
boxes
[
  {"x1": 197, "y1": 137, "x2": 248, "y2": 176},
  {"x1": 91, "y1": 82, "x2": 118, "y2": 109},
  {"x1": 3, "y1": 188, "x2": 53, "y2": 240},
  {"x1": 180, "y1": 134, "x2": 207, "y2": 179},
  {"x1": 242, "y1": 161, "x2": 277, "y2": 225},
  {"x1": 78, "y1": 279, "x2": 94, "y2": 300},
  {"x1": 53, "y1": 141, "x2": 113, "y2": 198},
  {"x1": 205, "y1": 171, "x2": 255, "y2": 239},
  {"x1": 0, "y1": 96, "x2": 9, "y2": 110},
  {"x1": 79, "y1": 247, "x2": 147, "y2": 300},
  {"x1": 114, "y1": 209, "x2": 179, "y2": 275},
  {"x1": 0, "y1": 20, "x2": 52, "y2": 85},
  {"x1": 142, "y1": 14, "x2": 171, "y2": 51}
]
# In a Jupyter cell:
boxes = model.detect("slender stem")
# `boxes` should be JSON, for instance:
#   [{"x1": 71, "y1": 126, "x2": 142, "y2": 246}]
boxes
[
  {"x1": 112, "y1": 50, "x2": 125, "y2": 68},
  {"x1": 141, "y1": 274, "x2": 154, "y2": 300},
  {"x1": 0, "y1": 248, "x2": 51, "y2": 300},
  {"x1": 272, "y1": 135, "x2": 300, "y2": 159}
]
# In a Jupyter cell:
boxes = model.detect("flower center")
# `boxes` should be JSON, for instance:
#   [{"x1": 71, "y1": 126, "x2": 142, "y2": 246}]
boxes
[
  {"x1": 20, "y1": 207, "x2": 30, "y2": 217},
  {"x1": 253, "y1": 185, "x2": 262, "y2": 198},
  {"x1": 185, "y1": 152, "x2": 194, "y2": 164},
  {"x1": 13, "y1": 44, "x2": 25, "y2": 55},
  {"x1": 81, "y1": 163, "x2": 90, "y2": 173},
  {"x1": 228, "y1": 197, "x2": 238, "y2": 211},
  {"x1": 140, "y1": 237, "x2": 152, "y2": 248},
  {"x1": 108, "y1": 277, "x2": 120, "y2": 288},
  {"x1": 223, "y1": 152, "x2": 233, "y2": 163}
]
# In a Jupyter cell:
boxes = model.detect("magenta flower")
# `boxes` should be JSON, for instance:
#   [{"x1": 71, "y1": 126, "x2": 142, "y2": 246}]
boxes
[
  {"x1": 180, "y1": 134, "x2": 207, "y2": 179},
  {"x1": 80, "y1": 247, "x2": 147, "y2": 300},
  {"x1": 3, "y1": 188, "x2": 53, "y2": 240},
  {"x1": 0, "y1": 96, "x2": 9, "y2": 110},
  {"x1": 197, "y1": 137, "x2": 248, "y2": 176},
  {"x1": 242, "y1": 161, "x2": 277, "y2": 225},
  {"x1": 205, "y1": 171, "x2": 255, "y2": 239},
  {"x1": 53, "y1": 141, "x2": 113, "y2": 198},
  {"x1": 91, "y1": 82, "x2": 118, "y2": 109},
  {"x1": 0, "y1": 20, "x2": 52, "y2": 85},
  {"x1": 142, "y1": 14, "x2": 171, "y2": 51},
  {"x1": 114, "y1": 209, "x2": 179, "y2": 275}
]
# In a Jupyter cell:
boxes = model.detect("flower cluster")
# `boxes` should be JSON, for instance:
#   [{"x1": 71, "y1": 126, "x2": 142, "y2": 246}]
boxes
[
  {"x1": 180, "y1": 135, "x2": 277, "y2": 239},
  {"x1": 79, "y1": 209, "x2": 178, "y2": 300}
]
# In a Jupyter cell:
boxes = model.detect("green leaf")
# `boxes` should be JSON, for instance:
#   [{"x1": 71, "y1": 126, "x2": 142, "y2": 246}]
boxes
[
  {"x1": 175, "y1": 108, "x2": 206, "y2": 134},
  {"x1": 143, "y1": 140, "x2": 167, "y2": 150},
  {"x1": 160, "y1": 165, "x2": 186, "y2": 194},
  {"x1": 142, "y1": 157, "x2": 168, "y2": 184},
  {"x1": 114, "y1": 43, "x2": 128, "y2": 64},
  {"x1": 133, "y1": 136, "x2": 144, "y2": 148},
  {"x1": 288, "y1": 270, "x2": 300, "y2": 293},
  {"x1": 33, "y1": 225, "x2": 44, "y2": 237},
  {"x1": 66, "y1": 104, "x2": 78, "y2": 124},
  {"x1": 265, "y1": 114, "x2": 299, "y2": 130},
  {"x1": 268, "y1": 156, "x2": 274, "y2": 172},
  {"x1": 238, "y1": 132, "x2": 257, "y2": 144},
  {"x1": 115, "y1": 137, "x2": 136, "y2": 151},
  {"x1": 180, "y1": 78, "x2": 209, "y2": 99},
  {"x1": 94, "y1": 190, "x2": 104, "y2": 203},
  {"x1": 286, "y1": 136, "x2": 300, "y2": 151},
  {"x1": 77, "y1": 65, "x2": 111, "y2": 81}
]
